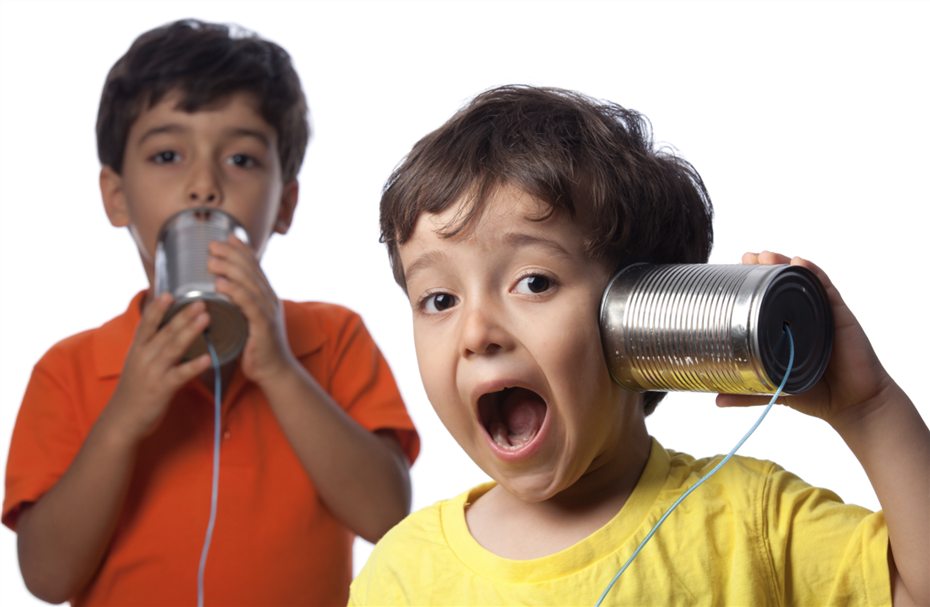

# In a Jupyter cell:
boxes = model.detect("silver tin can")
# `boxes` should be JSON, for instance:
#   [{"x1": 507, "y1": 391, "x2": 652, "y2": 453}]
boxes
[
  {"x1": 599, "y1": 264, "x2": 833, "y2": 395},
  {"x1": 154, "y1": 208, "x2": 250, "y2": 366}
]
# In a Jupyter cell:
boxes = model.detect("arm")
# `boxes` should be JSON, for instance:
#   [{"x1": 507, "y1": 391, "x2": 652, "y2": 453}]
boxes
[
  {"x1": 17, "y1": 294, "x2": 212, "y2": 603},
  {"x1": 210, "y1": 236, "x2": 411, "y2": 543},
  {"x1": 719, "y1": 252, "x2": 929, "y2": 606},
  {"x1": 256, "y1": 364, "x2": 412, "y2": 542}
]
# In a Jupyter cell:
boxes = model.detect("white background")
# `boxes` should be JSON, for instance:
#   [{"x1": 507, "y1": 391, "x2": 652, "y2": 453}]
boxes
[{"x1": 1, "y1": 1, "x2": 928, "y2": 604}]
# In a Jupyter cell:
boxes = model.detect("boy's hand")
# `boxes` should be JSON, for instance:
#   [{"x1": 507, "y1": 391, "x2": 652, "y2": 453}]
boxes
[
  {"x1": 717, "y1": 251, "x2": 894, "y2": 430},
  {"x1": 208, "y1": 234, "x2": 296, "y2": 387},
  {"x1": 106, "y1": 293, "x2": 212, "y2": 442}
]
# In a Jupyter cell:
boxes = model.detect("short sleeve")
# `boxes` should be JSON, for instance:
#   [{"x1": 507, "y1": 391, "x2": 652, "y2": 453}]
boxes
[
  {"x1": 3, "y1": 345, "x2": 90, "y2": 530},
  {"x1": 307, "y1": 306, "x2": 419, "y2": 466},
  {"x1": 762, "y1": 464, "x2": 891, "y2": 606}
]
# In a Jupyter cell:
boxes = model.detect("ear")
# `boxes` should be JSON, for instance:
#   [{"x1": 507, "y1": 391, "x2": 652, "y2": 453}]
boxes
[
  {"x1": 100, "y1": 165, "x2": 130, "y2": 227},
  {"x1": 273, "y1": 179, "x2": 299, "y2": 235}
]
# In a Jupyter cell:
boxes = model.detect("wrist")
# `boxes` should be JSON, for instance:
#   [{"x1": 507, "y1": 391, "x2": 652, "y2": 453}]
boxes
[
  {"x1": 96, "y1": 393, "x2": 148, "y2": 453},
  {"x1": 828, "y1": 380, "x2": 911, "y2": 445},
  {"x1": 251, "y1": 351, "x2": 303, "y2": 393}
]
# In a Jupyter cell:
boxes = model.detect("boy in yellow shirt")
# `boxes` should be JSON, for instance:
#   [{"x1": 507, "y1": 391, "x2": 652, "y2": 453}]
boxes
[{"x1": 350, "y1": 85, "x2": 928, "y2": 605}]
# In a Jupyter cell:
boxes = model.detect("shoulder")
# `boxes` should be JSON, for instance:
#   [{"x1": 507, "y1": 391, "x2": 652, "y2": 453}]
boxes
[
  {"x1": 33, "y1": 291, "x2": 143, "y2": 380},
  {"x1": 659, "y1": 447, "x2": 815, "y2": 525},
  {"x1": 39, "y1": 327, "x2": 98, "y2": 363},
  {"x1": 351, "y1": 489, "x2": 476, "y2": 605},
  {"x1": 283, "y1": 300, "x2": 363, "y2": 334},
  {"x1": 667, "y1": 448, "x2": 780, "y2": 482},
  {"x1": 371, "y1": 495, "x2": 449, "y2": 552},
  {"x1": 661, "y1": 447, "x2": 780, "y2": 500},
  {"x1": 282, "y1": 300, "x2": 370, "y2": 351},
  {"x1": 284, "y1": 300, "x2": 361, "y2": 324},
  {"x1": 283, "y1": 300, "x2": 366, "y2": 359},
  {"x1": 32, "y1": 324, "x2": 112, "y2": 383}
]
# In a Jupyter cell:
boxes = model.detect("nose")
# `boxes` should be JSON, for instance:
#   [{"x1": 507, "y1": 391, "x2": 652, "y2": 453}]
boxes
[
  {"x1": 460, "y1": 301, "x2": 515, "y2": 357},
  {"x1": 185, "y1": 160, "x2": 223, "y2": 206}
]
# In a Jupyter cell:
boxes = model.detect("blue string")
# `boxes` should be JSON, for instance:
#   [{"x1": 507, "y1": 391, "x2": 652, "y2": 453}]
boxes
[
  {"x1": 198, "y1": 335, "x2": 222, "y2": 607},
  {"x1": 594, "y1": 325, "x2": 795, "y2": 607}
]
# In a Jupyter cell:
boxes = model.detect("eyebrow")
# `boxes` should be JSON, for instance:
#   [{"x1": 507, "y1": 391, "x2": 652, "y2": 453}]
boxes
[
  {"x1": 403, "y1": 231, "x2": 572, "y2": 285},
  {"x1": 226, "y1": 128, "x2": 271, "y2": 147},
  {"x1": 403, "y1": 250, "x2": 449, "y2": 286},
  {"x1": 138, "y1": 124, "x2": 185, "y2": 146},
  {"x1": 502, "y1": 231, "x2": 573, "y2": 259},
  {"x1": 137, "y1": 125, "x2": 271, "y2": 147}
]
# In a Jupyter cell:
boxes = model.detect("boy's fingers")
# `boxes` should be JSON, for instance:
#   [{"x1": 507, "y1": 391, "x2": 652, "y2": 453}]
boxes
[
  {"x1": 209, "y1": 255, "x2": 270, "y2": 306},
  {"x1": 742, "y1": 251, "x2": 798, "y2": 266},
  {"x1": 166, "y1": 353, "x2": 213, "y2": 388},
  {"x1": 215, "y1": 277, "x2": 276, "y2": 330},
  {"x1": 788, "y1": 256, "x2": 834, "y2": 291},
  {"x1": 716, "y1": 393, "x2": 788, "y2": 408},
  {"x1": 210, "y1": 237, "x2": 263, "y2": 279},
  {"x1": 209, "y1": 241, "x2": 277, "y2": 310},
  {"x1": 159, "y1": 309, "x2": 211, "y2": 365},
  {"x1": 147, "y1": 301, "x2": 209, "y2": 363},
  {"x1": 135, "y1": 292, "x2": 174, "y2": 344}
]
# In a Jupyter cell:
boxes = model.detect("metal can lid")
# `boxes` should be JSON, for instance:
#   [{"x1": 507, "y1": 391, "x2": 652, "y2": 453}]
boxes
[{"x1": 754, "y1": 265, "x2": 833, "y2": 394}]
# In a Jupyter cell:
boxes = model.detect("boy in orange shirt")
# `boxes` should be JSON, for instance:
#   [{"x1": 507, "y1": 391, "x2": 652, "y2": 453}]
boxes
[
  {"x1": 3, "y1": 19, "x2": 418, "y2": 606},
  {"x1": 351, "y1": 86, "x2": 928, "y2": 605}
]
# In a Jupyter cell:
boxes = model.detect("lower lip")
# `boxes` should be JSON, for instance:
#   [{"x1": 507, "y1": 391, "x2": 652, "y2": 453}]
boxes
[{"x1": 482, "y1": 407, "x2": 551, "y2": 463}]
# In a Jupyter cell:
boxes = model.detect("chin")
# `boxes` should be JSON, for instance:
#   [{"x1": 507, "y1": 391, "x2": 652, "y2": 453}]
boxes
[{"x1": 491, "y1": 465, "x2": 572, "y2": 503}]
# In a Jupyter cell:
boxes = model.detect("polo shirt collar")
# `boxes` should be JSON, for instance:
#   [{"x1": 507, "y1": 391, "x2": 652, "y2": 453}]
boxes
[
  {"x1": 94, "y1": 290, "x2": 146, "y2": 379},
  {"x1": 93, "y1": 292, "x2": 326, "y2": 379}
]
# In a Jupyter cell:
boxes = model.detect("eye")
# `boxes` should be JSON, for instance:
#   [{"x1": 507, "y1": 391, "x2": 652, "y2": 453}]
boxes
[
  {"x1": 151, "y1": 150, "x2": 181, "y2": 164},
  {"x1": 514, "y1": 274, "x2": 553, "y2": 295},
  {"x1": 421, "y1": 292, "x2": 459, "y2": 314},
  {"x1": 226, "y1": 154, "x2": 257, "y2": 168}
]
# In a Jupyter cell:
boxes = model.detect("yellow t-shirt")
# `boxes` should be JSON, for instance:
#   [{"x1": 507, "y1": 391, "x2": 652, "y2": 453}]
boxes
[{"x1": 351, "y1": 439, "x2": 890, "y2": 606}]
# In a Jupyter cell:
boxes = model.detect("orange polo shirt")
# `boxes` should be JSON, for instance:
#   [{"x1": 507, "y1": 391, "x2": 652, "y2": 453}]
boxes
[{"x1": 4, "y1": 291, "x2": 419, "y2": 606}]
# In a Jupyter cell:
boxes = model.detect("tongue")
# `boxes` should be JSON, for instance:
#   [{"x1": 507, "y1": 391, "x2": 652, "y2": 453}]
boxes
[{"x1": 489, "y1": 388, "x2": 546, "y2": 449}]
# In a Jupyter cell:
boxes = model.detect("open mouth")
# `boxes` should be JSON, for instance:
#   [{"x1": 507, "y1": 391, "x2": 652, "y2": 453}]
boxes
[{"x1": 478, "y1": 387, "x2": 548, "y2": 450}]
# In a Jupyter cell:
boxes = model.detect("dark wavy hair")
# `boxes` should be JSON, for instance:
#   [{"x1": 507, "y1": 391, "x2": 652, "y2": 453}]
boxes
[
  {"x1": 380, "y1": 85, "x2": 714, "y2": 415},
  {"x1": 96, "y1": 19, "x2": 310, "y2": 182}
]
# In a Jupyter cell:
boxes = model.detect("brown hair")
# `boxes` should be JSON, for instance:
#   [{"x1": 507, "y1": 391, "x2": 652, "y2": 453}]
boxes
[
  {"x1": 96, "y1": 19, "x2": 309, "y2": 182},
  {"x1": 380, "y1": 85, "x2": 714, "y2": 415}
]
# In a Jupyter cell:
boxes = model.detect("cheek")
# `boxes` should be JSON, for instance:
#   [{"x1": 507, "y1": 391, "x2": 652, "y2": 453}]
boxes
[
  {"x1": 414, "y1": 326, "x2": 471, "y2": 435},
  {"x1": 547, "y1": 321, "x2": 617, "y2": 425},
  {"x1": 237, "y1": 194, "x2": 278, "y2": 240},
  {"x1": 413, "y1": 329, "x2": 449, "y2": 406}
]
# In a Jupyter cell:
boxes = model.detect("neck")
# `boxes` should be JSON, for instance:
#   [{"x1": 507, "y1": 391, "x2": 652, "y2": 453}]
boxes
[{"x1": 467, "y1": 420, "x2": 652, "y2": 560}]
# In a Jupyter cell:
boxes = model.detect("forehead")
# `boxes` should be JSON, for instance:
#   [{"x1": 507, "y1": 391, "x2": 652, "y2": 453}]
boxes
[
  {"x1": 128, "y1": 89, "x2": 276, "y2": 143},
  {"x1": 399, "y1": 187, "x2": 593, "y2": 281}
]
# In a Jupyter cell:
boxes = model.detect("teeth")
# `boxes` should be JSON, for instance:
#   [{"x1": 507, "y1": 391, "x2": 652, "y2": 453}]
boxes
[
  {"x1": 490, "y1": 420, "x2": 511, "y2": 449},
  {"x1": 481, "y1": 387, "x2": 546, "y2": 451},
  {"x1": 488, "y1": 407, "x2": 534, "y2": 450}
]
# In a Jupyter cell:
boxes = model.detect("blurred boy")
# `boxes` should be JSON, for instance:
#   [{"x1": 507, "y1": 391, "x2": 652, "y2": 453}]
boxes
[
  {"x1": 351, "y1": 86, "x2": 928, "y2": 605},
  {"x1": 3, "y1": 19, "x2": 418, "y2": 606}
]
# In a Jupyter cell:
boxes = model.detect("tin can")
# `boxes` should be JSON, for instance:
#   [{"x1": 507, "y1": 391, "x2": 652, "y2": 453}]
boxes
[
  {"x1": 599, "y1": 264, "x2": 833, "y2": 395},
  {"x1": 154, "y1": 208, "x2": 250, "y2": 366}
]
